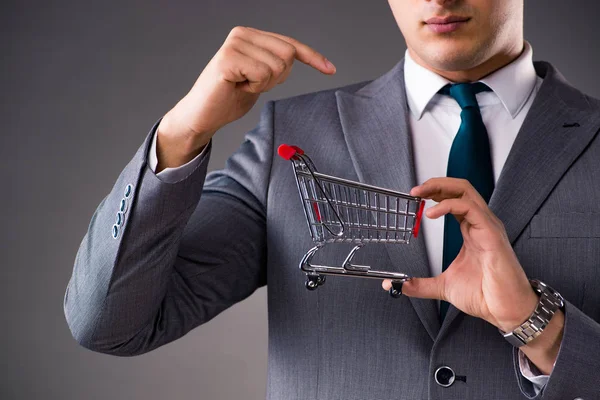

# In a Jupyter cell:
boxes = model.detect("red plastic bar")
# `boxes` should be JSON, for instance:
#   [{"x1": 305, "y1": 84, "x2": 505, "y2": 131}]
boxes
[
  {"x1": 413, "y1": 200, "x2": 425, "y2": 238},
  {"x1": 312, "y1": 202, "x2": 322, "y2": 222}
]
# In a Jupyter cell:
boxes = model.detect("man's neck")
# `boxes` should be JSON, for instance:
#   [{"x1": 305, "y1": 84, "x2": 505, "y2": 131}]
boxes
[{"x1": 407, "y1": 41, "x2": 525, "y2": 83}]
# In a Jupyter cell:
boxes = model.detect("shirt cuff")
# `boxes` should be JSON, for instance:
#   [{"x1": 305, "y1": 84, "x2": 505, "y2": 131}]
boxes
[
  {"x1": 518, "y1": 349, "x2": 549, "y2": 395},
  {"x1": 148, "y1": 127, "x2": 208, "y2": 183}
]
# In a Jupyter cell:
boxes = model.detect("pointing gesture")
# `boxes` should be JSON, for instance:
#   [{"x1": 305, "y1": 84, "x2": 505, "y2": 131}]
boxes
[{"x1": 155, "y1": 26, "x2": 336, "y2": 171}]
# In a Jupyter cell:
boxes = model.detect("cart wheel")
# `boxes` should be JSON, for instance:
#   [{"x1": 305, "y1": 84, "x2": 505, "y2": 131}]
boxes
[
  {"x1": 305, "y1": 279, "x2": 319, "y2": 291},
  {"x1": 389, "y1": 281, "x2": 403, "y2": 298},
  {"x1": 316, "y1": 275, "x2": 326, "y2": 286}
]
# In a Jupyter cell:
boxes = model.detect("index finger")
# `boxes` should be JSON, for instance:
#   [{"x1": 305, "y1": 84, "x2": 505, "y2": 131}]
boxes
[
  {"x1": 411, "y1": 177, "x2": 488, "y2": 209},
  {"x1": 244, "y1": 27, "x2": 336, "y2": 74}
]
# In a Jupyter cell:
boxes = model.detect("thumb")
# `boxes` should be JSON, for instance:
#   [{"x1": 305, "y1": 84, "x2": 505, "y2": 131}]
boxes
[{"x1": 383, "y1": 277, "x2": 446, "y2": 300}]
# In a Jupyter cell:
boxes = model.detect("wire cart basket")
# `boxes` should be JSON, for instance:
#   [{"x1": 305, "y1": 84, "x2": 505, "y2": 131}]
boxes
[{"x1": 278, "y1": 144, "x2": 425, "y2": 298}]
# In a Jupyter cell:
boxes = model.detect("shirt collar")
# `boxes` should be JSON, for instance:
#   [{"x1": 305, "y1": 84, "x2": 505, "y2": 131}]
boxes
[{"x1": 404, "y1": 40, "x2": 538, "y2": 120}]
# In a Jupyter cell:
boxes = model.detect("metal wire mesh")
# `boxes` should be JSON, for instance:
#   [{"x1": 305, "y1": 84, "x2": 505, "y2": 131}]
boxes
[{"x1": 292, "y1": 156, "x2": 422, "y2": 245}]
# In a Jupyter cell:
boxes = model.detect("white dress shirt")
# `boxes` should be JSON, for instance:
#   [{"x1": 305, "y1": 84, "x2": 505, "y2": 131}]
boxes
[{"x1": 148, "y1": 40, "x2": 549, "y2": 392}]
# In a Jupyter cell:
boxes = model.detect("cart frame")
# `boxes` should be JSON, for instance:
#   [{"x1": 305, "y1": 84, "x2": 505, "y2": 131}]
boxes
[{"x1": 278, "y1": 144, "x2": 425, "y2": 297}]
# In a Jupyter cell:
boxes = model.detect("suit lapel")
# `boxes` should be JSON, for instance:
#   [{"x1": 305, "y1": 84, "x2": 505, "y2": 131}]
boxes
[
  {"x1": 440, "y1": 61, "x2": 600, "y2": 332},
  {"x1": 335, "y1": 60, "x2": 441, "y2": 341},
  {"x1": 335, "y1": 59, "x2": 600, "y2": 340},
  {"x1": 489, "y1": 62, "x2": 600, "y2": 243}
]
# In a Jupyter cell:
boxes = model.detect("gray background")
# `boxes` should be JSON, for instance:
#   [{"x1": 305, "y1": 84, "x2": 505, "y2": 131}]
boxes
[{"x1": 2, "y1": 1, "x2": 599, "y2": 399}]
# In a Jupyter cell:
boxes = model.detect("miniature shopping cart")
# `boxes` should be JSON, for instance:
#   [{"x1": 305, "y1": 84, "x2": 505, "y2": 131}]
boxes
[{"x1": 278, "y1": 144, "x2": 425, "y2": 298}]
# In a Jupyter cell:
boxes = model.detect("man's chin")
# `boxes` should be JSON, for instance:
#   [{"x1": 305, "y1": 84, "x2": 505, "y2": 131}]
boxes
[{"x1": 416, "y1": 45, "x2": 481, "y2": 72}]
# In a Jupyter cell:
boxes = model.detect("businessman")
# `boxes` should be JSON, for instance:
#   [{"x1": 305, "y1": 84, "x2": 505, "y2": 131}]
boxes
[{"x1": 64, "y1": 0, "x2": 600, "y2": 399}]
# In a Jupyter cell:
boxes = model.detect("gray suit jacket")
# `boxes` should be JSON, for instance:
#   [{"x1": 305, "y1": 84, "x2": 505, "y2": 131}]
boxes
[{"x1": 64, "y1": 58, "x2": 600, "y2": 399}]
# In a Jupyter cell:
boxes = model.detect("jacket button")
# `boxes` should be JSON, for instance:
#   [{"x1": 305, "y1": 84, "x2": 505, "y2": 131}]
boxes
[
  {"x1": 124, "y1": 184, "x2": 133, "y2": 198},
  {"x1": 119, "y1": 198, "x2": 127, "y2": 213},
  {"x1": 434, "y1": 366, "x2": 455, "y2": 388},
  {"x1": 112, "y1": 224, "x2": 119, "y2": 239},
  {"x1": 116, "y1": 212, "x2": 123, "y2": 226}
]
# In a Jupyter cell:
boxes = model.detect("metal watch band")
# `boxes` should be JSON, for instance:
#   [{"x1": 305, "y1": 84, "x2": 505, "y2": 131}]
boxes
[{"x1": 499, "y1": 279, "x2": 565, "y2": 348}]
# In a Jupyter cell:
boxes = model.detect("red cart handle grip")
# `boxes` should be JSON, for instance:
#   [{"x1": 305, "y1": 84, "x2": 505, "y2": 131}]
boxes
[{"x1": 278, "y1": 144, "x2": 305, "y2": 160}]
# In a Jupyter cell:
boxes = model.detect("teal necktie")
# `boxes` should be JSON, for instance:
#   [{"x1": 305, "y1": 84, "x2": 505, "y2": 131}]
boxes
[{"x1": 439, "y1": 82, "x2": 494, "y2": 321}]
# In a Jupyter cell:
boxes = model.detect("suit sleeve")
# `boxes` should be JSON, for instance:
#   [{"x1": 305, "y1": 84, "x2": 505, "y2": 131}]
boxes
[
  {"x1": 64, "y1": 101, "x2": 275, "y2": 356},
  {"x1": 513, "y1": 300, "x2": 600, "y2": 399}
]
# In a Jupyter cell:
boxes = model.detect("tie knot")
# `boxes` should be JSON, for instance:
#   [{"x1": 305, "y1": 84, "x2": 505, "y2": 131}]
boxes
[{"x1": 439, "y1": 82, "x2": 491, "y2": 110}]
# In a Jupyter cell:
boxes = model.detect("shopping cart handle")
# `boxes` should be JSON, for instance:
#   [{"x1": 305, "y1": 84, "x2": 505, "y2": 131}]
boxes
[{"x1": 277, "y1": 144, "x2": 305, "y2": 160}]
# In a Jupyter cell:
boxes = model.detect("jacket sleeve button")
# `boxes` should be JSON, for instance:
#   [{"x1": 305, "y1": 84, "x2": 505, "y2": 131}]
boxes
[{"x1": 119, "y1": 198, "x2": 127, "y2": 213}]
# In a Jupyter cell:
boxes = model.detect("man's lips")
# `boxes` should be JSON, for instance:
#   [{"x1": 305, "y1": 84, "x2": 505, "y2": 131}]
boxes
[
  {"x1": 425, "y1": 16, "x2": 470, "y2": 24},
  {"x1": 425, "y1": 16, "x2": 471, "y2": 33}
]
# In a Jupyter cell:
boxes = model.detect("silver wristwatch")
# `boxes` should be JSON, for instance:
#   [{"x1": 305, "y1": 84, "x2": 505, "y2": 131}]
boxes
[{"x1": 499, "y1": 279, "x2": 565, "y2": 348}]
